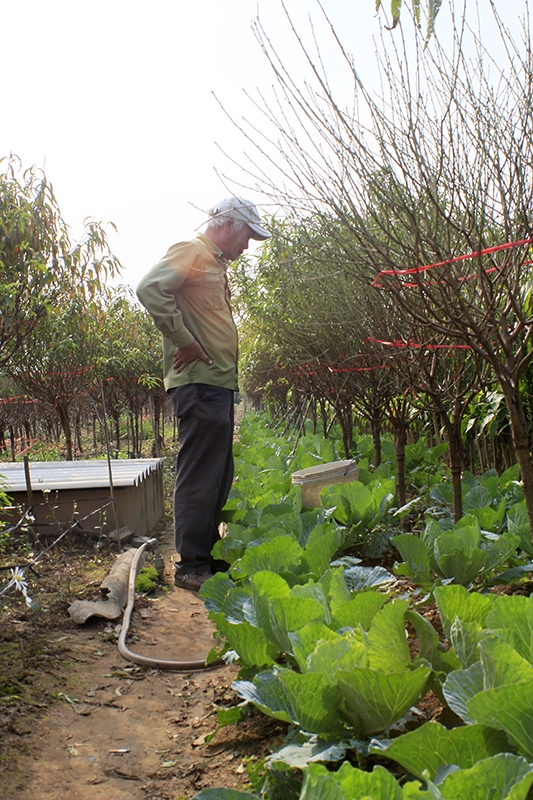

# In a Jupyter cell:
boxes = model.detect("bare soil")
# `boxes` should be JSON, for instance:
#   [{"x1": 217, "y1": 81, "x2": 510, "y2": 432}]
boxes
[{"x1": 0, "y1": 523, "x2": 285, "y2": 800}]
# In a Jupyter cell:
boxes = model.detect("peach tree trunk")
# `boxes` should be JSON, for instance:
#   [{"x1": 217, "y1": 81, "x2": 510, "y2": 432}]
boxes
[{"x1": 501, "y1": 384, "x2": 533, "y2": 544}]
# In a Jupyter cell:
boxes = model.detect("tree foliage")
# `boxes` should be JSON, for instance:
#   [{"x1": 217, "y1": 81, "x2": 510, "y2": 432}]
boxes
[
  {"x1": 0, "y1": 158, "x2": 167, "y2": 461},
  {"x1": 376, "y1": 0, "x2": 443, "y2": 39},
  {"x1": 0, "y1": 156, "x2": 119, "y2": 369}
]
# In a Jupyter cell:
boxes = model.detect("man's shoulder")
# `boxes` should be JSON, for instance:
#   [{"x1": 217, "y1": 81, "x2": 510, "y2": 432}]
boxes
[
  {"x1": 165, "y1": 234, "x2": 219, "y2": 260},
  {"x1": 165, "y1": 236, "x2": 203, "y2": 255}
]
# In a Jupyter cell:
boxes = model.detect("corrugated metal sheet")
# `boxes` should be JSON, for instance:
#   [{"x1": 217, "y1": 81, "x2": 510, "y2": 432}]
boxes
[{"x1": 0, "y1": 459, "x2": 164, "y2": 493}]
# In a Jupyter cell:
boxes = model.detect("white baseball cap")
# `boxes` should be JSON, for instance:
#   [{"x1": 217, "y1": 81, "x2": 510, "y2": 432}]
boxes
[{"x1": 208, "y1": 196, "x2": 271, "y2": 240}]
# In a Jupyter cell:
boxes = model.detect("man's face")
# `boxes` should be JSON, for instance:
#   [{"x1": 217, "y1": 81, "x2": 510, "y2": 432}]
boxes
[{"x1": 222, "y1": 221, "x2": 254, "y2": 261}]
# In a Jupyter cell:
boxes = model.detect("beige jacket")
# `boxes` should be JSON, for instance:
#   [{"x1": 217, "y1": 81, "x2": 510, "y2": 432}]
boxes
[{"x1": 136, "y1": 233, "x2": 238, "y2": 391}]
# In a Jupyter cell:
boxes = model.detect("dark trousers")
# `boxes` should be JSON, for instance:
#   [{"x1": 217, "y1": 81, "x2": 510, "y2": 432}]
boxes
[{"x1": 169, "y1": 384, "x2": 234, "y2": 571}]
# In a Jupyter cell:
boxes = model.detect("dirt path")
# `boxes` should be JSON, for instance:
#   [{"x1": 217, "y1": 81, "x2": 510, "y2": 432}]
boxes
[{"x1": 0, "y1": 530, "x2": 282, "y2": 800}]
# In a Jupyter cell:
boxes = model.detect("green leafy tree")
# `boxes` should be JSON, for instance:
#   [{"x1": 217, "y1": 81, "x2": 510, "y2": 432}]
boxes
[
  {"x1": 9, "y1": 294, "x2": 104, "y2": 460},
  {"x1": 0, "y1": 157, "x2": 119, "y2": 368},
  {"x1": 97, "y1": 289, "x2": 165, "y2": 456}
]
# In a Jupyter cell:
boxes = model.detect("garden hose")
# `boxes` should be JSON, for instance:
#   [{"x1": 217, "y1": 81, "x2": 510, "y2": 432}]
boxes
[{"x1": 118, "y1": 538, "x2": 224, "y2": 671}]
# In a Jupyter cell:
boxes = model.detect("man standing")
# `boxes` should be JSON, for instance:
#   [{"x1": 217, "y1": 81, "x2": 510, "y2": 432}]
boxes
[{"x1": 136, "y1": 197, "x2": 270, "y2": 592}]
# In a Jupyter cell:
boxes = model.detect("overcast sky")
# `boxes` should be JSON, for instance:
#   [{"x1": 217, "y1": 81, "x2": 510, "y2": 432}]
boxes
[{"x1": 1, "y1": 1, "x2": 528, "y2": 288}]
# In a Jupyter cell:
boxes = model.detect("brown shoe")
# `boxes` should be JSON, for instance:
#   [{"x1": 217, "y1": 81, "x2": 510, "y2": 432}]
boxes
[{"x1": 174, "y1": 569, "x2": 213, "y2": 592}]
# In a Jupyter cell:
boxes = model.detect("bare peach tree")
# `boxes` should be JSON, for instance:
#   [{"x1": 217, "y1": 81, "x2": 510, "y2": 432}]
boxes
[{"x1": 226, "y1": 2, "x2": 533, "y2": 537}]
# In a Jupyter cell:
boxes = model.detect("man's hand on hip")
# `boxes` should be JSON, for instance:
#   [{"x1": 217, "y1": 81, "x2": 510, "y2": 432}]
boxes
[{"x1": 173, "y1": 342, "x2": 213, "y2": 373}]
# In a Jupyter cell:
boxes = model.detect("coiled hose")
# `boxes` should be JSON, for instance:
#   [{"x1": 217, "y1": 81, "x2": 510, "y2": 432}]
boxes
[{"x1": 118, "y1": 538, "x2": 224, "y2": 671}]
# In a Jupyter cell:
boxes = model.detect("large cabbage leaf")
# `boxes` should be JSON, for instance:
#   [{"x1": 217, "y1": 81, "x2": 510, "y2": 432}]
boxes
[
  {"x1": 336, "y1": 665, "x2": 431, "y2": 737},
  {"x1": 486, "y1": 595, "x2": 533, "y2": 663},
  {"x1": 234, "y1": 669, "x2": 346, "y2": 735},
  {"x1": 234, "y1": 535, "x2": 303, "y2": 578},
  {"x1": 442, "y1": 662, "x2": 485, "y2": 723},
  {"x1": 372, "y1": 721, "x2": 511, "y2": 780},
  {"x1": 433, "y1": 584, "x2": 494, "y2": 639},
  {"x1": 467, "y1": 679, "x2": 533, "y2": 760},
  {"x1": 211, "y1": 612, "x2": 279, "y2": 667},
  {"x1": 423, "y1": 753, "x2": 533, "y2": 800},
  {"x1": 300, "y1": 762, "x2": 402, "y2": 800}
]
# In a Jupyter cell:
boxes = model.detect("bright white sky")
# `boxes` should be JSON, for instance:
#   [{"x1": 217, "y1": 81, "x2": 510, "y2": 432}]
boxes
[{"x1": 1, "y1": 0, "x2": 529, "y2": 289}]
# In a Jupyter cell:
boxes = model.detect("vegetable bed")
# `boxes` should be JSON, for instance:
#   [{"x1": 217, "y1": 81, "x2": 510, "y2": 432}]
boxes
[{"x1": 195, "y1": 414, "x2": 533, "y2": 800}]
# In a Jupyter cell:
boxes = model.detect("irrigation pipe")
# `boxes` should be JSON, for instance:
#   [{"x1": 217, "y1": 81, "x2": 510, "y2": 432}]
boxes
[{"x1": 118, "y1": 538, "x2": 225, "y2": 672}]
